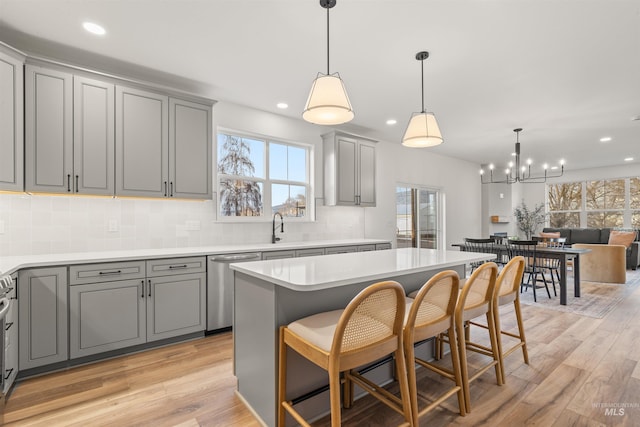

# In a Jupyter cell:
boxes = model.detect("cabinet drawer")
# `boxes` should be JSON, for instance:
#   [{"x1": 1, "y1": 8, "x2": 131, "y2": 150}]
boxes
[
  {"x1": 376, "y1": 243, "x2": 392, "y2": 250},
  {"x1": 262, "y1": 250, "x2": 295, "y2": 260},
  {"x1": 295, "y1": 248, "x2": 325, "y2": 257},
  {"x1": 325, "y1": 246, "x2": 358, "y2": 255},
  {"x1": 70, "y1": 261, "x2": 146, "y2": 285},
  {"x1": 357, "y1": 244, "x2": 377, "y2": 252},
  {"x1": 146, "y1": 257, "x2": 206, "y2": 277}
]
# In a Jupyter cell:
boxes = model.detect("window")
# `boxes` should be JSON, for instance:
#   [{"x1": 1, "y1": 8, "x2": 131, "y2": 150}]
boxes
[
  {"x1": 547, "y1": 177, "x2": 639, "y2": 228},
  {"x1": 548, "y1": 182, "x2": 581, "y2": 227},
  {"x1": 217, "y1": 131, "x2": 311, "y2": 220},
  {"x1": 396, "y1": 185, "x2": 441, "y2": 249},
  {"x1": 585, "y1": 179, "x2": 624, "y2": 228}
]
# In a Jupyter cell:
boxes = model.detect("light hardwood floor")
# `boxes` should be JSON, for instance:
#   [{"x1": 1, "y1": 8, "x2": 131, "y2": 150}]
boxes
[{"x1": 4, "y1": 283, "x2": 640, "y2": 427}]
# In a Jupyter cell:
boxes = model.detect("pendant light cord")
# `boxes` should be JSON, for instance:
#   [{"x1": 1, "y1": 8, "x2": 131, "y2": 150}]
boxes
[
  {"x1": 420, "y1": 57, "x2": 425, "y2": 113},
  {"x1": 326, "y1": 5, "x2": 330, "y2": 75}
]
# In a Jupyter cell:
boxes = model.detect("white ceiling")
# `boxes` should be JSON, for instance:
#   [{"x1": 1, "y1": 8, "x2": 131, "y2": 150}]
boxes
[{"x1": 1, "y1": 0, "x2": 639, "y2": 173}]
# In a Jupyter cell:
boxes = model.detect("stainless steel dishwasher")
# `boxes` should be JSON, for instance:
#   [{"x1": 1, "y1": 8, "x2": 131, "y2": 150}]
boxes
[{"x1": 207, "y1": 253, "x2": 261, "y2": 333}]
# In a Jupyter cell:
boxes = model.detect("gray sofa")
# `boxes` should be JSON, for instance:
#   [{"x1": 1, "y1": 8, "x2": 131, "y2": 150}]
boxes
[{"x1": 542, "y1": 227, "x2": 640, "y2": 270}]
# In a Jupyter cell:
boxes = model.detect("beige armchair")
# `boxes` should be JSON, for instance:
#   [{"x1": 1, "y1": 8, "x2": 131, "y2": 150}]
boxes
[{"x1": 572, "y1": 243, "x2": 626, "y2": 284}]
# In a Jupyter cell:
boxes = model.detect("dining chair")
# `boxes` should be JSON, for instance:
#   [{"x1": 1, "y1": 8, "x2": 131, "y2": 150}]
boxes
[
  {"x1": 467, "y1": 256, "x2": 528, "y2": 384},
  {"x1": 463, "y1": 238, "x2": 497, "y2": 271},
  {"x1": 278, "y1": 280, "x2": 413, "y2": 427},
  {"x1": 404, "y1": 270, "x2": 465, "y2": 425},
  {"x1": 532, "y1": 236, "x2": 567, "y2": 296},
  {"x1": 436, "y1": 261, "x2": 502, "y2": 412},
  {"x1": 508, "y1": 240, "x2": 551, "y2": 302}
]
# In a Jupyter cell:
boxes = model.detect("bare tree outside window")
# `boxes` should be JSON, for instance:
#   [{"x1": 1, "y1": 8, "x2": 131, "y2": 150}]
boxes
[
  {"x1": 548, "y1": 182, "x2": 581, "y2": 227},
  {"x1": 218, "y1": 135, "x2": 263, "y2": 217},
  {"x1": 586, "y1": 179, "x2": 624, "y2": 228}
]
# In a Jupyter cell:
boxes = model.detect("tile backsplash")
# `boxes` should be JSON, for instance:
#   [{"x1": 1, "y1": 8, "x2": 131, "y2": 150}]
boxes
[{"x1": 0, "y1": 194, "x2": 366, "y2": 256}]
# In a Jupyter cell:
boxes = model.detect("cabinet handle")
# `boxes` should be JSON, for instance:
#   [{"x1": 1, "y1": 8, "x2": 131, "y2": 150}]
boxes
[
  {"x1": 5, "y1": 322, "x2": 13, "y2": 331},
  {"x1": 168, "y1": 265, "x2": 187, "y2": 270},
  {"x1": 4, "y1": 368, "x2": 13, "y2": 380},
  {"x1": 170, "y1": 182, "x2": 174, "y2": 197},
  {"x1": 99, "y1": 270, "x2": 122, "y2": 276},
  {"x1": 67, "y1": 174, "x2": 71, "y2": 192},
  {"x1": 164, "y1": 181, "x2": 168, "y2": 197},
  {"x1": 148, "y1": 279, "x2": 152, "y2": 297},
  {"x1": 75, "y1": 175, "x2": 79, "y2": 193},
  {"x1": 141, "y1": 280, "x2": 145, "y2": 298}
]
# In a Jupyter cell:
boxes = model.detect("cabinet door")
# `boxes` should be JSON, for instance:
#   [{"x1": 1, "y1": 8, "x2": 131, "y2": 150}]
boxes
[
  {"x1": 146, "y1": 273, "x2": 206, "y2": 342},
  {"x1": 336, "y1": 137, "x2": 358, "y2": 205},
  {"x1": 25, "y1": 65, "x2": 73, "y2": 193},
  {"x1": 3, "y1": 279, "x2": 18, "y2": 394},
  {"x1": 169, "y1": 98, "x2": 212, "y2": 199},
  {"x1": 18, "y1": 267, "x2": 68, "y2": 370},
  {"x1": 74, "y1": 76, "x2": 115, "y2": 195},
  {"x1": 69, "y1": 279, "x2": 146, "y2": 358},
  {"x1": 0, "y1": 49, "x2": 24, "y2": 191},
  {"x1": 357, "y1": 141, "x2": 376, "y2": 207},
  {"x1": 115, "y1": 85, "x2": 168, "y2": 197}
]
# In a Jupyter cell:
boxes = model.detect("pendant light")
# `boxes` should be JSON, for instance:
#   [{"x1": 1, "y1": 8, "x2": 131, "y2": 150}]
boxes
[
  {"x1": 302, "y1": 0, "x2": 354, "y2": 125},
  {"x1": 402, "y1": 51, "x2": 443, "y2": 147}
]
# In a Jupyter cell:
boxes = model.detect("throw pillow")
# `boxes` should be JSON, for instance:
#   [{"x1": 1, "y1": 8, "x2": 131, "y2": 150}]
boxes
[
  {"x1": 539, "y1": 232, "x2": 561, "y2": 238},
  {"x1": 608, "y1": 230, "x2": 637, "y2": 248}
]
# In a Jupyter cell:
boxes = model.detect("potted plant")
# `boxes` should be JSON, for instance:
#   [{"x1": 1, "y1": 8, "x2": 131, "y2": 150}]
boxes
[{"x1": 513, "y1": 202, "x2": 546, "y2": 240}]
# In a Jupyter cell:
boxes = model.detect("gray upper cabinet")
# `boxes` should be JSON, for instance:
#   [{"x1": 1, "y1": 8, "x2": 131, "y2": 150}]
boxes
[
  {"x1": 25, "y1": 64, "x2": 73, "y2": 193},
  {"x1": 322, "y1": 131, "x2": 376, "y2": 207},
  {"x1": 169, "y1": 98, "x2": 212, "y2": 199},
  {"x1": 73, "y1": 76, "x2": 115, "y2": 195},
  {"x1": 18, "y1": 267, "x2": 68, "y2": 370},
  {"x1": 0, "y1": 46, "x2": 24, "y2": 191},
  {"x1": 115, "y1": 85, "x2": 169, "y2": 198},
  {"x1": 25, "y1": 66, "x2": 114, "y2": 195},
  {"x1": 116, "y1": 86, "x2": 212, "y2": 199}
]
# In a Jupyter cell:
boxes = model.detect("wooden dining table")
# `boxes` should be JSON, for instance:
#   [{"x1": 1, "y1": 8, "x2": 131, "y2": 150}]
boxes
[{"x1": 453, "y1": 243, "x2": 591, "y2": 305}]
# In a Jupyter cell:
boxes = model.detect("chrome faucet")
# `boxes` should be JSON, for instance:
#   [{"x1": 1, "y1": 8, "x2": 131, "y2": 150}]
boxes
[{"x1": 272, "y1": 212, "x2": 284, "y2": 243}]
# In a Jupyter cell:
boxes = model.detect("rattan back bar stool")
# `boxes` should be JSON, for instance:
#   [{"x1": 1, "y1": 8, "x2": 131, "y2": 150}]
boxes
[
  {"x1": 277, "y1": 280, "x2": 413, "y2": 427},
  {"x1": 404, "y1": 270, "x2": 465, "y2": 426}
]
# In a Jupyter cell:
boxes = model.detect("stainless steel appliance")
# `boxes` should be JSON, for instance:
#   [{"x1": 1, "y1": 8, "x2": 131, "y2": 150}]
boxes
[
  {"x1": 0, "y1": 275, "x2": 14, "y2": 421},
  {"x1": 207, "y1": 253, "x2": 261, "y2": 332}
]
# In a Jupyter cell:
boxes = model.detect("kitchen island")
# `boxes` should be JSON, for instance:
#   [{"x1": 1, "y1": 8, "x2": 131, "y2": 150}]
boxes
[{"x1": 230, "y1": 248, "x2": 496, "y2": 427}]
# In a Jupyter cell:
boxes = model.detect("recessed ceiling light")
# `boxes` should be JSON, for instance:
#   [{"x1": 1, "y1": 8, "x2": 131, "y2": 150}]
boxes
[
  {"x1": 276, "y1": 102, "x2": 288, "y2": 109},
  {"x1": 83, "y1": 22, "x2": 106, "y2": 35},
  {"x1": 386, "y1": 119, "x2": 397, "y2": 125},
  {"x1": 599, "y1": 136, "x2": 612, "y2": 142},
  {"x1": 624, "y1": 157, "x2": 634, "y2": 162}
]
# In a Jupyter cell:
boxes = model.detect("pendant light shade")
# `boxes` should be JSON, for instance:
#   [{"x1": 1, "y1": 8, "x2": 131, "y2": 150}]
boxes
[
  {"x1": 303, "y1": 73, "x2": 354, "y2": 125},
  {"x1": 402, "y1": 112, "x2": 443, "y2": 147},
  {"x1": 303, "y1": 0, "x2": 354, "y2": 125},
  {"x1": 402, "y1": 51, "x2": 443, "y2": 147}
]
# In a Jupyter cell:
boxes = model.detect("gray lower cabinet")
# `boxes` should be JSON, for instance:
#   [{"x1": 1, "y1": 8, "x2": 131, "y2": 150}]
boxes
[
  {"x1": 146, "y1": 272, "x2": 206, "y2": 342},
  {"x1": 18, "y1": 267, "x2": 68, "y2": 370},
  {"x1": 295, "y1": 248, "x2": 325, "y2": 257},
  {"x1": 325, "y1": 245, "x2": 358, "y2": 255},
  {"x1": 69, "y1": 279, "x2": 146, "y2": 358},
  {"x1": 3, "y1": 274, "x2": 18, "y2": 394},
  {"x1": 69, "y1": 258, "x2": 206, "y2": 359}
]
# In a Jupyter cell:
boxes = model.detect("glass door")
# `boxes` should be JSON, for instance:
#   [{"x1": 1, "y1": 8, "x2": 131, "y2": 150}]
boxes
[{"x1": 396, "y1": 185, "x2": 441, "y2": 249}]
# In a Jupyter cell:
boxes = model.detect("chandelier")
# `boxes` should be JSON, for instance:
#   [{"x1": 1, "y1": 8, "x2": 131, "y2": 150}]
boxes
[{"x1": 480, "y1": 128, "x2": 565, "y2": 184}]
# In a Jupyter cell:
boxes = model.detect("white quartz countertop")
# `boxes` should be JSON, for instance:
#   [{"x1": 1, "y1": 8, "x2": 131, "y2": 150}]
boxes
[
  {"x1": 230, "y1": 248, "x2": 496, "y2": 291},
  {"x1": 0, "y1": 239, "x2": 388, "y2": 275}
]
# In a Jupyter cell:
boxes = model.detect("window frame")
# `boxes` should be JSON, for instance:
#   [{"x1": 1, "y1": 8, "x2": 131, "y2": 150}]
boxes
[{"x1": 215, "y1": 128, "x2": 314, "y2": 222}]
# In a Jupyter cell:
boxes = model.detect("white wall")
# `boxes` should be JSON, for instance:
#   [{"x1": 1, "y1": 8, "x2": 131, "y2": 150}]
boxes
[{"x1": 0, "y1": 101, "x2": 483, "y2": 256}]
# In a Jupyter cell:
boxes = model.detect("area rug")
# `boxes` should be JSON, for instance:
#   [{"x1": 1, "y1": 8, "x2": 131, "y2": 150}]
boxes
[{"x1": 517, "y1": 268, "x2": 640, "y2": 318}]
